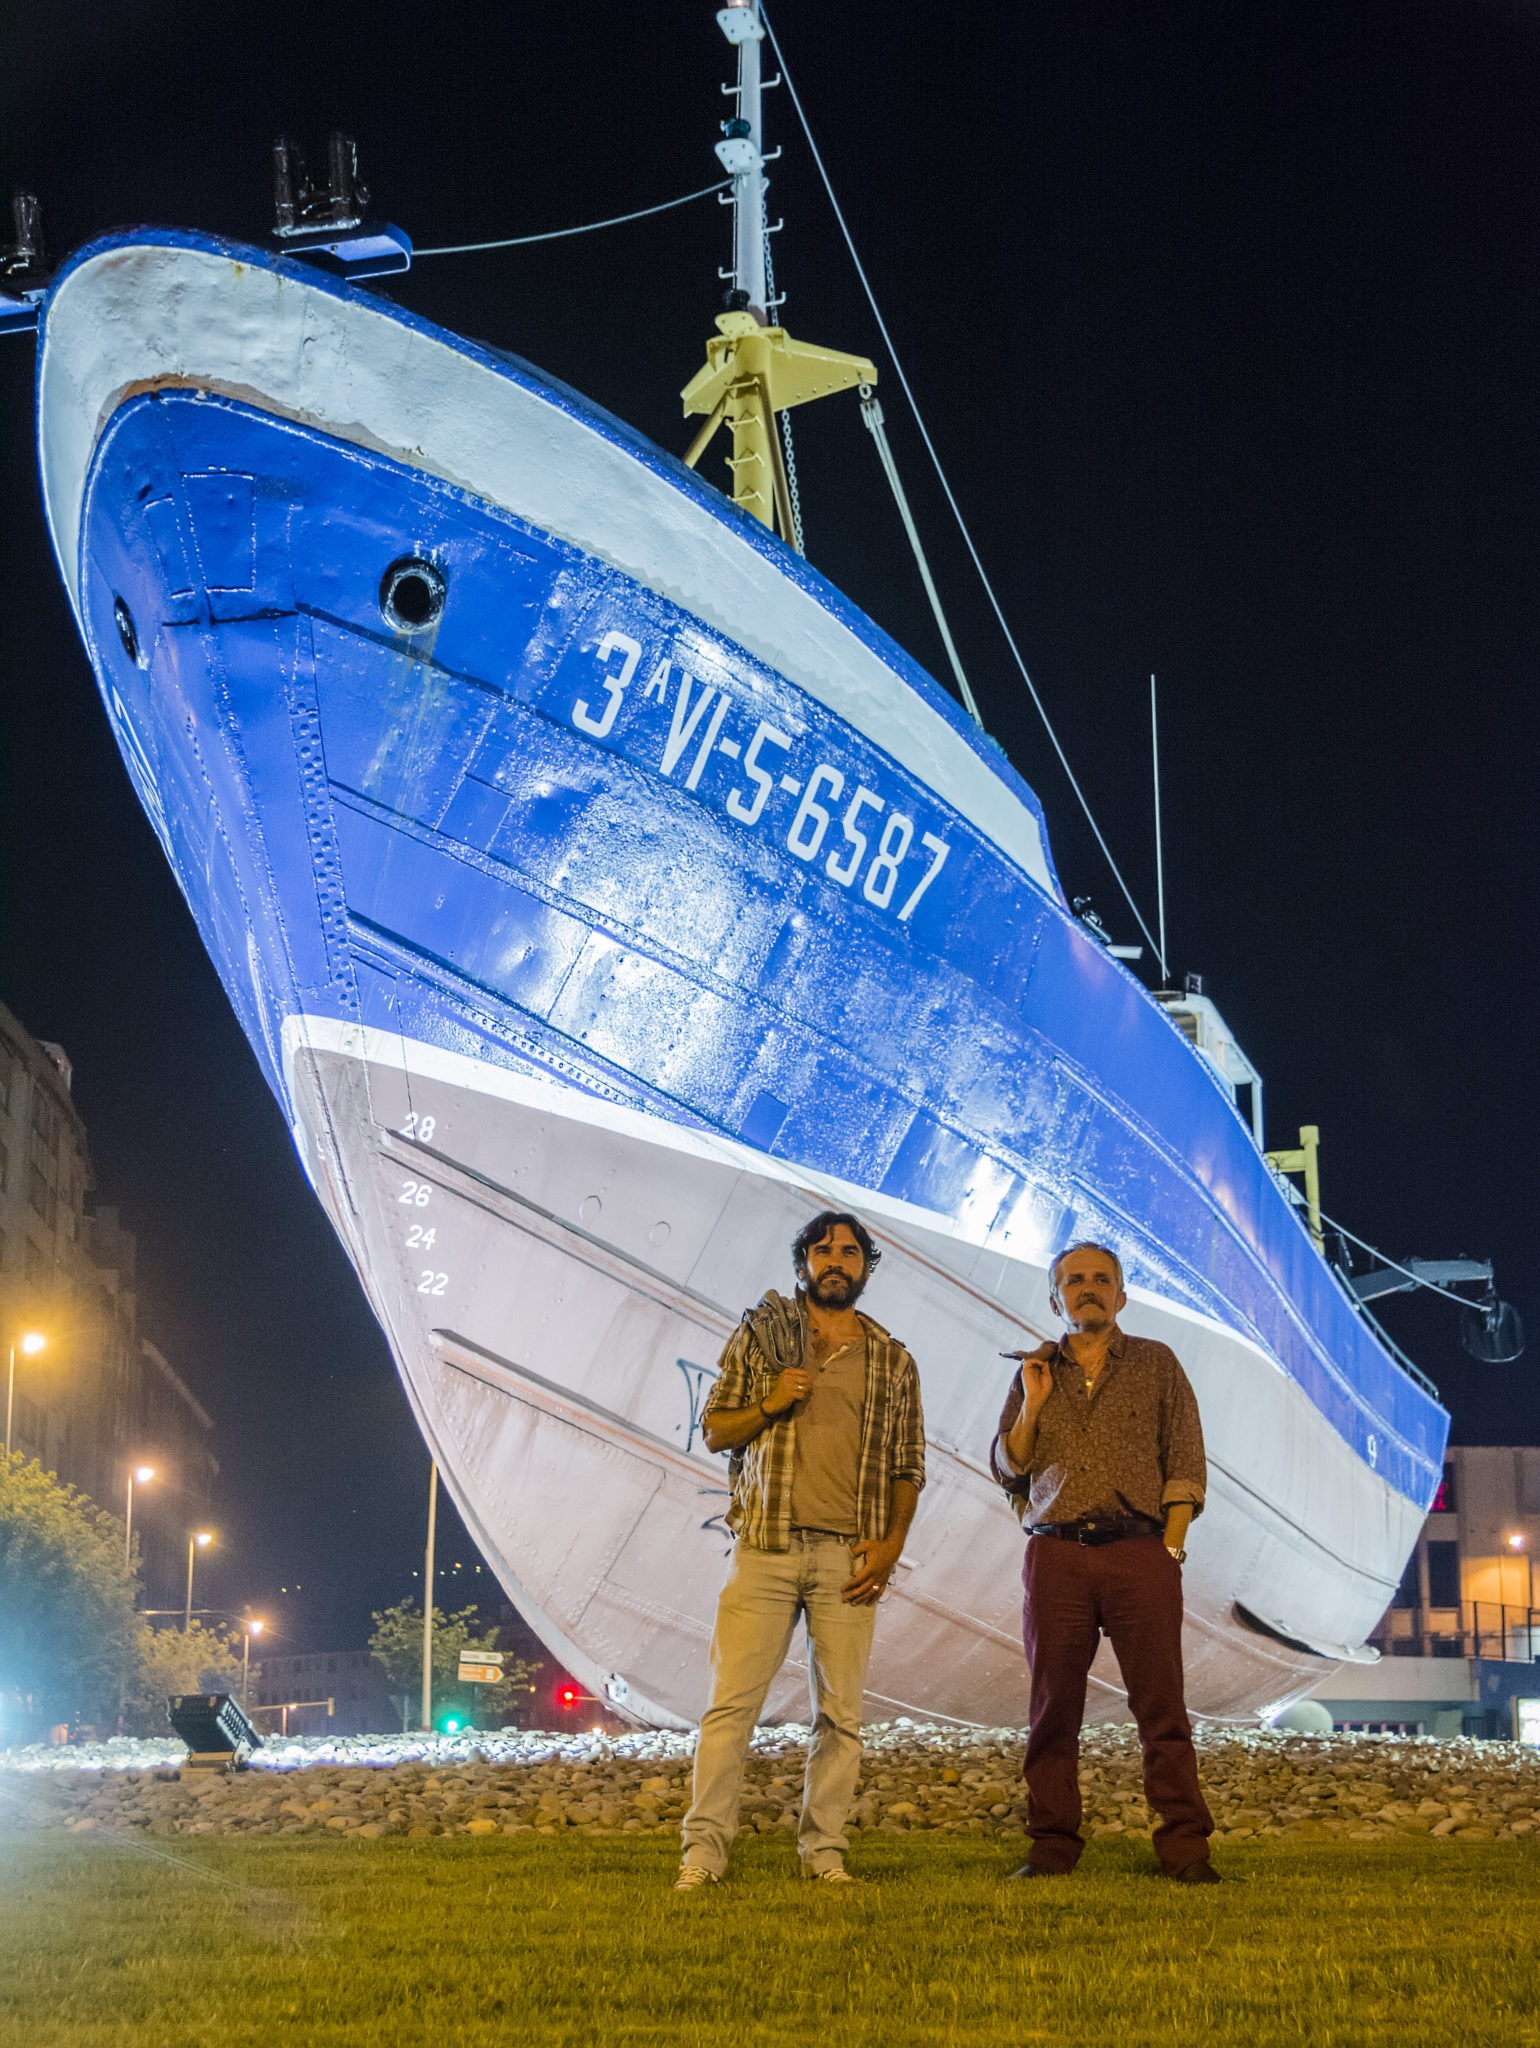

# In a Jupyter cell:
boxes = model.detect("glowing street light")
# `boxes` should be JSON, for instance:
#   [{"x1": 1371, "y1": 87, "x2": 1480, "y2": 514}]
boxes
[
  {"x1": 184, "y1": 1530, "x2": 214, "y2": 1630},
  {"x1": 124, "y1": 1465, "x2": 156, "y2": 1564},
  {"x1": 242, "y1": 1618, "x2": 264, "y2": 1709},
  {"x1": 4, "y1": 1329, "x2": 48, "y2": 1460}
]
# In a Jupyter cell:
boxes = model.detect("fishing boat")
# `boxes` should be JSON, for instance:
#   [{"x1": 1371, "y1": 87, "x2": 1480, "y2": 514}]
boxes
[{"x1": 29, "y1": 1, "x2": 1449, "y2": 1728}]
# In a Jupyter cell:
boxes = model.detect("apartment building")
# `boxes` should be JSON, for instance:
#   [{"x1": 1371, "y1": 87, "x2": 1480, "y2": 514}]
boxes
[{"x1": 0, "y1": 999, "x2": 216, "y2": 1608}]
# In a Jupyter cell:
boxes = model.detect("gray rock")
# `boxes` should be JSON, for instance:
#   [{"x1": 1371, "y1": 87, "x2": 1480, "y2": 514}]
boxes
[{"x1": 7, "y1": 1722, "x2": 1540, "y2": 1842}]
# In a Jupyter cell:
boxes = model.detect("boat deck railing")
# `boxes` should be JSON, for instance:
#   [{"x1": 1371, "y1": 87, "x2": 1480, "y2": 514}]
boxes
[{"x1": 1370, "y1": 1602, "x2": 1540, "y2": 1665}]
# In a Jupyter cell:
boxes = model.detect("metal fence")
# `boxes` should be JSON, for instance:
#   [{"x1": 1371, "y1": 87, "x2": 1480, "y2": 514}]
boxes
[{"x1": 1371, "y1": 1602, "x2": 1539, "y2": 1662}]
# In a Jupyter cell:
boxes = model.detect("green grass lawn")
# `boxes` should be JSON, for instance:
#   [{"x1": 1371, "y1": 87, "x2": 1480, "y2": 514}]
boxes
[{"x1": 4, "y1": 1829, "x2": 1540, "y2": 2048}]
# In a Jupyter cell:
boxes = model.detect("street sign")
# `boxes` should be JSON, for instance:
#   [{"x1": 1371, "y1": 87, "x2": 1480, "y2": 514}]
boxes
[{"x1": 457, "y1": 1652, "x2": 504, "y2": 1685}]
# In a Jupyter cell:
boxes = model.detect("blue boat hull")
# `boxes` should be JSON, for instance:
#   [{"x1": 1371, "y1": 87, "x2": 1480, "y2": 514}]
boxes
[{"x1": 38, "y1": 233, "x2": 1446, "y2": 1725}]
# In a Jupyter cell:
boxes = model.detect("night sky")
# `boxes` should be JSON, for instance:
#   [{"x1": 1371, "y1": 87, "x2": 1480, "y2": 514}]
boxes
[{"x1": 3, "y1": 1, "x2": 1535, "y2": 1652}]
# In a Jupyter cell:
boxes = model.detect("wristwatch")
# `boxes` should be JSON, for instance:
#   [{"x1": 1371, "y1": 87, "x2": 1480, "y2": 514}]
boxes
[{"x1": 1166, "y1": 1546, "x2": 1186, "y2": 1564}]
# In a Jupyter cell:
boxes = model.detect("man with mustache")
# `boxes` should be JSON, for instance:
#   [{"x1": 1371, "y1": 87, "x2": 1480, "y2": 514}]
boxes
[
  {"x1": 675, "y1": 1210, "x2": 926, "y2": 1889},
  {"x1": 994, "y1": 1240, "x2": 1217, "y2": 1883}
]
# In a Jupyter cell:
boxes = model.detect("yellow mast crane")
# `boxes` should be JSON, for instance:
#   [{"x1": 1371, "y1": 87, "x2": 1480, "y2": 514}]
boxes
[
  {"x1": 683, "y1": 0, "x2": 874, "y2": 546},
  {"x1": 1267, "y1": 1124, "x2": 1323, "y2": 1252},
  {"x1": 682, "y1": 316, "x2": 875, "y2": 541}
]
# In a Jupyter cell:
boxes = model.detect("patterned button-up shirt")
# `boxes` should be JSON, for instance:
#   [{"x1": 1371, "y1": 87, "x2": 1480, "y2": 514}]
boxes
[
  {"x1": 989, "y1": 1330, "x2": 1206, "y2": 1527},
  {"x1": 704, "y1": 1290, "x2": 926, "y2": 1552}
]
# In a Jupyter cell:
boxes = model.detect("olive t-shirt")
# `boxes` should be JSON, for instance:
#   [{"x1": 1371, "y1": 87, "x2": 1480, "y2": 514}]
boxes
[{"x1": 789, "y1": 1331, "x2": 867, "y2": 1536}]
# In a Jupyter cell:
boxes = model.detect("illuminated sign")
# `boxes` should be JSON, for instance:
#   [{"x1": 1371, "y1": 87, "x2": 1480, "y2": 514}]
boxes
[{"x1": 457, "y1": 1651, "x2": 504, "y2": 1685}]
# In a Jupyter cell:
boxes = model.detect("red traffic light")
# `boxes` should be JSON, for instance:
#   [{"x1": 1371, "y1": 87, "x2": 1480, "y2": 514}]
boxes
[{"x1": 558, "y1": 1685, "x2": 579, "y2": 1708}]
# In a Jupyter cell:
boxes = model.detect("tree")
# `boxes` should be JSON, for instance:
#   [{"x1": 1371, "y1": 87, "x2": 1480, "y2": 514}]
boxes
[
  {"x1": 0, "y1": 1452, "x2": 139, "y2": 1739},
  {"x1": 368, "y1": 1601, "x2": 542, "y2": 1728},
  {"x1": 123, "y1": 1620, "x2": 244, "y2": 1737}
]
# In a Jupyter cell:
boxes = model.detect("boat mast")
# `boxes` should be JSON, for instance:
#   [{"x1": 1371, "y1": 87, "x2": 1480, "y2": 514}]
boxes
[
  {"x1": 1151, "y1": 674, "x2": 1170, "y2": 984},
  {"x1": 683, "y1": 1, "x2": 876, "y2": 542},
  {"x1": 719, "y1": 1, "x2": 769, "y2": 322}
]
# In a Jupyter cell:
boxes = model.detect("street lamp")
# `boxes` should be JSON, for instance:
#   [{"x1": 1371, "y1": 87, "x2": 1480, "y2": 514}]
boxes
[
  {"x1": 242, "y1": 1619, "x2": 264, "y2": 1710},
  {"x1": 124, "y1": 1465, "x2": 156, "y2": 1564},
  {"x1": 4, "y1": 1329, "x2": 48, "y2": 1460},
  {"x1": 421, "y1": 1461, "x2": 439, "y2": 1732},
  {"x1": 184, "y1": 1530, "x2": 213, "y2": 1630}
]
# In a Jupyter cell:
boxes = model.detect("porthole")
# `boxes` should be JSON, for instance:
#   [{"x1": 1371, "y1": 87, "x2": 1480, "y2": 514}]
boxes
[
  {"x1": 113, "y1": 596, "x2": 144, "y2": 667},
  {"x1": 379, "y1": 557, "x2": 447, "y2": 633}
]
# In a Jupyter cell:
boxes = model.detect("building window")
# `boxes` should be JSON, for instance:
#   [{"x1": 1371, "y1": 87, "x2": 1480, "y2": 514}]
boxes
[
  {"x1": 1431, "y1": 1465, "x2": 1456, "y2": 1514},
  {"x1": 28, "y1": 1163, "x2": 56, "y2": 1229},
  {"x1": 1522, "y1": 1462, "x2": 1540, "y2": 1517},
  {"x1": 31, "y1": 1093, "x2": 55, "y2": 1148},
  {"x1": 1335, "y1": 1719, "x2": 1423, "y2": 1736},
  {"x1": 1427, "y1": 1540, "x2": 1461, "y2": 1608},
  {"x1": 1392, "y1": 1553, "x2": 1420, "y2": 1610}
]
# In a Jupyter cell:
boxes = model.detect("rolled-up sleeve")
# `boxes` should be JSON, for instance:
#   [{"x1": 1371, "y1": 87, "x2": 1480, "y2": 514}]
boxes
[
  {"x1": 890, "y1": 1353, "x2": 927, "y2": 1491},
  {"x1": 702, "y1": 1322, "x2": 753, "y2": 1427},
  {"x1": 990, "y1": 1369, "x2": 1034, "y2": 1503},
  {"x1": 1159, "y1": 1354, "x2": 1207, "y2": 1515}
]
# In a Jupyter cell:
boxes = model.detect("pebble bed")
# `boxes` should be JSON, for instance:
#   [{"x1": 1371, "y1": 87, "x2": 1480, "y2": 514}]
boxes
[{"x1": 4, "y1": 1723, "x2": 1540, "y2": 1845}]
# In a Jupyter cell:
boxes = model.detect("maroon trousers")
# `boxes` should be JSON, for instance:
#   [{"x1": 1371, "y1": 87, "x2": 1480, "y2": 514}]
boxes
[{"x1": 1021, "y1": 1532, "x2": 1213, "y2": 1872}]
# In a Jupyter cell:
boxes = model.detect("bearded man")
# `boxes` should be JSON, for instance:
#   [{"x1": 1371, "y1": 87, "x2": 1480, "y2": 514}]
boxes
[
  {"x1": 994, "y1": 1240, "x2": 1218, "y2": 1883},
  {"x1": 675, "y1": 1210, "x2": 926, "y2": 1889}
]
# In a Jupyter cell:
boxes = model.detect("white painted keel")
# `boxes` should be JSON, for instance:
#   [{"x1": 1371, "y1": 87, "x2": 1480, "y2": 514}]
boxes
[{"x1": 285, "y1": 1019, "x2": 1419, "y2": 1730}]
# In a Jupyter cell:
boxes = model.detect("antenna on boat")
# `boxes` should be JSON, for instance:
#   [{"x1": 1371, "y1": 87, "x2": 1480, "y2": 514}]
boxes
[
  {"x1": 1, "y1": 192, "x2": 51, "y2": 336},
  {"x1": 681, "y1": 2, "x2": 876, "y2": 550},
  {"x1": 1151, "y1": 674, "x2": 1170, "y2": 983},
  {"x1": 269, "y1": 132, "x2": 413, "y2": 281},
  {"x1": 716, "y1": 0, "x2": 771, "y2": 322}
]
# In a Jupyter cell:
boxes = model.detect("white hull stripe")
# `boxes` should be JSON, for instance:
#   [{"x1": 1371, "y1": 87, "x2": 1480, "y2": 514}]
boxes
[{"x1": 282, "y1": 1012, "x2": 1289, "y2": 1373}]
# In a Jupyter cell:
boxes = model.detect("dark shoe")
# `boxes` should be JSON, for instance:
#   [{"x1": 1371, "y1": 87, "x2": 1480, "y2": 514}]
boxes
[
  {"x1": 1168, "y1": 1860, "x2": 1221, "y2": 1885},
  {"x1": 1008, "y1": 1861, "x2": 1071, "y2": 1879}
]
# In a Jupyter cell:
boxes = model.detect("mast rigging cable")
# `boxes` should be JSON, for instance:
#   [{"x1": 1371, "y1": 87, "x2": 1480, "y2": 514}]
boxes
[
  {"x1": 414, "y1": 180, "x2": 730, "y2": 258},
  {"x1": 759, "y1": 3, "x2": 1160, "y2": 960},
  {"x1": 1316, "y1": 1210, "x2": 1490, "y2": 1311},
  {"x1": 860, "y1": 388, "x2": 982, "y2": 727}
]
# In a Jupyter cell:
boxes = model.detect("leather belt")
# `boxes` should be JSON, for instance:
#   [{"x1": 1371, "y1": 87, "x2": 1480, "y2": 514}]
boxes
[{"x1": 1029, "y1": 1515, "x2": 1162, "y2": 1546}]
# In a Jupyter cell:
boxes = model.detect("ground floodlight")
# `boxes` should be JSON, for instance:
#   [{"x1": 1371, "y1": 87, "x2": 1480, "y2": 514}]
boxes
[{"x1": 167, "y1": 1692, "x2": 263, "y2": 1770}]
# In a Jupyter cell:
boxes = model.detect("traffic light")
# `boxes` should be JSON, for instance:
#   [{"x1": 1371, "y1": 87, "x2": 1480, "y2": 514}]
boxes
[{"x1": 557, "y1": 1685, "x2": 580, "y2": 1710}]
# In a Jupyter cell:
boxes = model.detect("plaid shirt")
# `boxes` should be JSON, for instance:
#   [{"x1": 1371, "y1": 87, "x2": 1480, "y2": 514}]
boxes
[{"x1": 704, "y1": 1289, "x2": 927, "y2": 1552}]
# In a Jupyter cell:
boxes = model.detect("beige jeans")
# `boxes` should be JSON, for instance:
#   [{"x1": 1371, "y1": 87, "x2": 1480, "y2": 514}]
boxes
[{"x1": 681, "y1": 1531, "x2": 878, "y2": 1876}]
